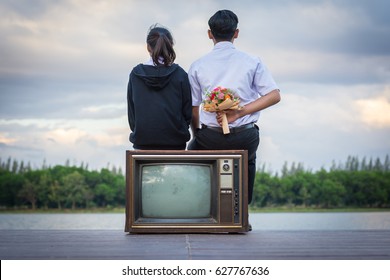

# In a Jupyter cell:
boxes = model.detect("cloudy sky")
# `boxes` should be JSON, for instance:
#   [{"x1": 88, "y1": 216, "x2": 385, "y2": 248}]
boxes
[{"x1": 0, "y1": 0, "x2": 389, "y2": 172}]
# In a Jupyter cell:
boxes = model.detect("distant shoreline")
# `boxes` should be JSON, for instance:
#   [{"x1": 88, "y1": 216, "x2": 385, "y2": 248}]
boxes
[
  {"x1": 0, "y1": 207, "x2": 125, "y2": 214},
  {"x1": 249, "y1": 206, "x2": 390, "y2": 213},
  {"x1": 1, "y1": 207, "x2": 389, "y2": 214}
]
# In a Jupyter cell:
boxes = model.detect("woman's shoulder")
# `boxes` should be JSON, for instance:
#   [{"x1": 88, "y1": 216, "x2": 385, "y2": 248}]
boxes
[
  {"x1": 129, "y1": 63, "x2": 143, "y2": 74},
  {"x1": 171, "y1": 63, "x2": 188, "y2": 75}
]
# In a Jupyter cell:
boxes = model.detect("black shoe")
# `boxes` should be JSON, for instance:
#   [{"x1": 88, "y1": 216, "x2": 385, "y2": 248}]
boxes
[{"x1": 248, "y1": 223, "x2": 252, "y2": 231}]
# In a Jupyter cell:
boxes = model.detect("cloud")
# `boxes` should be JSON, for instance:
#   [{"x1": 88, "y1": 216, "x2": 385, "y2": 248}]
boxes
[
  {"x1": 0, "y1": 116, "x2": 129, "y2": 169},
  {"x1": 0, "y1": 0, "x2": 389, "y2": 172},
  {"x1": 262, "y1": 47, "x2": 390, "y2": 85},
  {"x1": 45, "y1": 128, "x2": 88, "y2": 145},
  {"x1": 0, "y1": 133, "x2": 17, "y2": 144},
  {"x1": 80, "y1": 104, "x2": 126, "y2": 119},
  {"x1": 257, "y1": 83, "x2": 390, "y2": 171},
  {"x1": 355, "y1": 88, "x2": 390, "y2": 128},
  {"x1": 240, "y1": 0, "x2": 390, "y2": 56}
]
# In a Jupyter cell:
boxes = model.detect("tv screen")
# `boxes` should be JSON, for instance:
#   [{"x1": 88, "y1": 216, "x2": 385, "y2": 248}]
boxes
[{"x1": 141, "y1": 164, "x2": 211, "y2": 218}]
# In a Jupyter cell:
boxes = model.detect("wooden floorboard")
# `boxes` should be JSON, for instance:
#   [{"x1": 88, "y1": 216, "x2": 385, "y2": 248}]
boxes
[{"x1": 1, "y1": 229, "x2": 389, "y2": 260}]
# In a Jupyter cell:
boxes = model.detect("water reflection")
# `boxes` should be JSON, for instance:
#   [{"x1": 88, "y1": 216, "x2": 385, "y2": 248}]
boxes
[
  {"x1": 252, "y1": 212, "x2": 390, "y2": 230},
  {"x1": 0, "y1": 212, "x2": 390, "y2": 230}
]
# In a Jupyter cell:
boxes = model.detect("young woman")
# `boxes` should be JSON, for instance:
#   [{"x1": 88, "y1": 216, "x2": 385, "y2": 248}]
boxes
[{"x1": 127, "y1": 25, "x2": 192, "y2": 150}]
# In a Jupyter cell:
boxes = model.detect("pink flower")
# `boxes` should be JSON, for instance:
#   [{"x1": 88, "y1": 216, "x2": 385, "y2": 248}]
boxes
[{"x1": 217, "y1": 93, "x2": 225, "y2": 100}]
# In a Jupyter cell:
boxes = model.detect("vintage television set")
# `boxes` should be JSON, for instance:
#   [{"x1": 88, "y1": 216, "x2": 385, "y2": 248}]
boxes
[{"x1": 125, "y1": 150, "x2": 249, "y2": 233}]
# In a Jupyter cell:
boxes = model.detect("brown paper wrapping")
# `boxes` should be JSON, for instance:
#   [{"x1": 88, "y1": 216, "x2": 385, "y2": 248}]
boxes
[{"x1": 203, "y1": 98, "x2": 241, "y2": 134}]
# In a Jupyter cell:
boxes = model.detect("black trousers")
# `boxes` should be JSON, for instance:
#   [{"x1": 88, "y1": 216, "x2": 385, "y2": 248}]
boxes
[{"x1": 188, "y1": 125, "x2": 260, "y2": 204}]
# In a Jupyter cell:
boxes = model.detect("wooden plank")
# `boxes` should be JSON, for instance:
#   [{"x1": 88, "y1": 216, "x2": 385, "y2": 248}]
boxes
[{"x1": 0, "y1": 230, "x2": 389, "y2": 260}]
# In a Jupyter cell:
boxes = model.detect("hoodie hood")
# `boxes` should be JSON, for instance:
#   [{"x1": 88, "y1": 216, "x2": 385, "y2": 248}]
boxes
[{"x1": 132, "y1": 64, "x2": 179, "y2": 89}]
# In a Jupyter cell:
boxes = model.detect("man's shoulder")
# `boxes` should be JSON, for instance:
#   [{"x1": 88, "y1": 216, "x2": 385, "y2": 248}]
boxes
[
  {"x1": 235, "y1": 48, "x2": 262, "y2": 62},
  {"x1": 189, "y1": 52, "x2": 213, "y2": 68},
  {"x1": 191, "y1": 48, "x2": 260, "y2": 64}
]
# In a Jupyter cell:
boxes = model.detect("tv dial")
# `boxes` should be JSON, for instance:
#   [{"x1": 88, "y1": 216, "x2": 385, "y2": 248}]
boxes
[{"x1": 222, "y1": 163, "x2": 230, "y2": 172}]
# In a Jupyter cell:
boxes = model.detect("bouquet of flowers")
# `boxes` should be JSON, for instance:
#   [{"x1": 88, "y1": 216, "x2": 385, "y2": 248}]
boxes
[{"x1": 202, "y1": 86, "x2": 241, "y2": 134}]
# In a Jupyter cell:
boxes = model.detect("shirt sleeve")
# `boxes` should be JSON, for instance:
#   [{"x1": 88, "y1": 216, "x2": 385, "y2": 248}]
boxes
[
  {"x1": 188, "y1": 63, "x2": 203, "y2": 106},
  {"x1": 254, "y1": 59, "x2": 279, "y2": 96}
]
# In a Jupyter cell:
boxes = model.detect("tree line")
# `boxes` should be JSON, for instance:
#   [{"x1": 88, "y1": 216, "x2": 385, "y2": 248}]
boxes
[
  {"x1": 252, "y1": 155, "x2": 390, "y2": 209},
  {"x1": 0, "y1": 158, "x2": 125, "y2": 210},
  {"x1": 0, "y1": 155, "x2": 389, "y2": 210}
]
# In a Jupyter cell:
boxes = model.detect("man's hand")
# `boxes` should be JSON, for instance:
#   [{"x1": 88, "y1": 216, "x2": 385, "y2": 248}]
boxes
[
  {"x1": 216, "y1": 89, "x2": 281, "y2": 126},
  {"x1": 216, "y1": 110, "x2": 241, "y2": 126}
]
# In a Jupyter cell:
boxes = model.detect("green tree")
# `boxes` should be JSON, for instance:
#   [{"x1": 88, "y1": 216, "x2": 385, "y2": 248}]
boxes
[
  {"x1": 37, "y1": 171, "x2": 52, "y2": 209},
  {"x1": 0, "y1": 170, "x2": 24, "y2": 207},
  {"x1": 48, "y1": 180, "x2": 64, "y2": 209},
  {"x1": 317, "y1": 179, "x2": 346, "y2": 208},
  {"x1": 95, "y1": 183, "x2": 116, "y2": 207},
  {"x1": 18, "y1": 179, "x2": 39, "y2": 210},
  {"x1": 62, "y1": 171, "x2": 89, "y2": 209},
  {"x1": 113, "y1": 174, "x2": 126, "y2": 207},
  {"x1": 253, "y1": 172, "x2": 274, "y2": 207}
]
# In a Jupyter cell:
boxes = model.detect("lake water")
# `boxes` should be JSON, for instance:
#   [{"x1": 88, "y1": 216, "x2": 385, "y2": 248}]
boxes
[{"x1": 1, "y1": 212, "x2": 390, "y2": 230}]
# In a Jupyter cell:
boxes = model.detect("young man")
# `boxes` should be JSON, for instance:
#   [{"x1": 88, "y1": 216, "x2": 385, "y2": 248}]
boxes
[{"x1": 188, "y1": 10, "x2": 281, "y2": 206}]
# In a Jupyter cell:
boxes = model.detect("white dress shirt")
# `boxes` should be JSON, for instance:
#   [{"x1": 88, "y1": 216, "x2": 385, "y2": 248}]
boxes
[{"x1": 188, "y1": 41, "x2": 279, "y2": 127}]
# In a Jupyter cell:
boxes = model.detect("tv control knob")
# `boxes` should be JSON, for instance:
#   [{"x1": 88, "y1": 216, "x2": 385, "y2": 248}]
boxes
[{"x1": 222, "y1": 164, "x2": 230, "y2": 172}]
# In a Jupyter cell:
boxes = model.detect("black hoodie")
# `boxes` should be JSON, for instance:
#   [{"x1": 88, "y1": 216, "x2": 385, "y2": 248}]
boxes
[{"x1": 127, "y1": 63, "x2": 192, "y2": 149}]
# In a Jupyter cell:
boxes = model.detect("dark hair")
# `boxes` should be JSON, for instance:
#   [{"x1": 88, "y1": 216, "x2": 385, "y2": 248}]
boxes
[
  {"x1": 146, "y1": 24, "x2": 176, "y2": 66},
  {"x1": 208, "y1": 10, "x2": 238, "y2": 41}
]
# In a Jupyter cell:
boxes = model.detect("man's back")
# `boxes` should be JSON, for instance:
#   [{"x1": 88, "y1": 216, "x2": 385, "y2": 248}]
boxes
[{"x1": 189, "y1": 41, "x2": 278, "y2": 127}]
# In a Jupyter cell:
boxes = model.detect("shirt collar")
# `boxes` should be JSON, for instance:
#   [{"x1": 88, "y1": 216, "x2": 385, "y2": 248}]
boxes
[
  {"x1": 144, "y1": 56, "x2": 165, "y2": 66},
  {"x1": 213, "y1": 41, "x2": 235, "y2": 50}
]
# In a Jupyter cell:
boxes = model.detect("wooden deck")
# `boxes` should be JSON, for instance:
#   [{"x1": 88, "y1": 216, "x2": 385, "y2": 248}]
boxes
[{"x1": 1, "y1": 229, "x2": 389, "y2": 259}]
